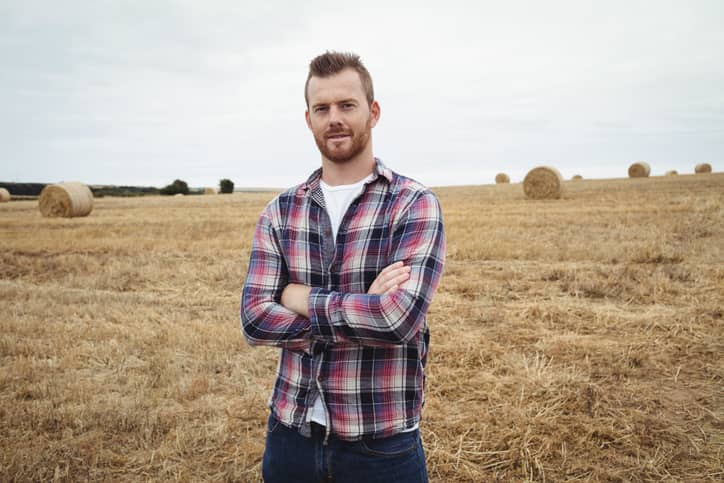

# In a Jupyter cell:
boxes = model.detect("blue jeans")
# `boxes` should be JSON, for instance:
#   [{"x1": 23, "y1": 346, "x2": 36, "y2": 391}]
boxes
[{"x1": 262, "y1": 414, "x2": 429, "y2": 483}]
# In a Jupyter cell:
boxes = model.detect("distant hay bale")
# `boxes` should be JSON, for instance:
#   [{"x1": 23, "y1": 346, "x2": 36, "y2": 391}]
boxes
[
  {"x1": 495, "y1": 173, "x2": 510, "y2": 184},
  {"x1": 571, "y1": 175, "x2": 583, "y2": 181},
  {"x1": 203, "y1": 187, "x2": 218, "y2": 195},
  {"x1": 174, "y1": 193, "x2": 185, "y2": 197},
  {"x1": 38, "y1": 182, "x2": 93, "y2": 218},
  {"x1": 0, "y1": 188, "x2": 10, "y2": 202},
  {"x1": 695, "y1": 163, "x2": 712, "y2": 174},
  {"x1": 628, "y1": 162, "x2": 650, "y2": 178},
  {"x1": 665, "y1": 170, "x2": 678, "y2": 176},
  {"x1": 523, "y1": 166, "x2": 563, "y2": 200}
]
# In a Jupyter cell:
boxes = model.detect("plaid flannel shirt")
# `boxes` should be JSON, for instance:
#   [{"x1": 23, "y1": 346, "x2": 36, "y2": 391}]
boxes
[{"x1": 241, "y1": 159, "x2": 445, "y2": 441}]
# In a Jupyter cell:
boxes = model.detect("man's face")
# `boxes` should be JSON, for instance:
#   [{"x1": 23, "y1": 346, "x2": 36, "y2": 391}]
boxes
[{"x1": 305, "y1": 68, "x2": 380, "y2": 164}]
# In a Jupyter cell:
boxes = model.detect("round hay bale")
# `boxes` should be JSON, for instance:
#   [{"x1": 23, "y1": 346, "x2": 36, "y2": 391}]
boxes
[
  {"x1": 523, "y1": 166, "x2": 563, "y2": 200},
  {"x1": 174, "y1": 193, "x2": 185, "y2": 197},
  {"x1": 495, "y1": 173, "x2": 510, "y2": 184},
  {"x1": 38, "y1": 182, "x2": 93, "y2": 218},
  {"x1": 0, "y1": 188, "x2": 10, "y2": 202},
  {"x1": 571, "y1": 175, "x2": 583, "y2": 181},
  {"x1": 665, "y1": 170, "x2": 678, "y2": 176},
  {"x1": 695, "y1": 163, "x2": 712, "y2": 174},
  {"x1": 628, "y1": 161, "x2": 650, "y2": 178},
  {"x1": 203, "y1": 187, "x2": 218, "y2": 195}
]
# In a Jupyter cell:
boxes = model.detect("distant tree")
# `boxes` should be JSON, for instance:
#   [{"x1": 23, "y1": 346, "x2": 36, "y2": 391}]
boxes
[
  {"x1": 219, "y1": 178, "x2": 234, "y2": 194},
  {"x1": 160, "y1": 179, "x2": 190, "y2": 195}
]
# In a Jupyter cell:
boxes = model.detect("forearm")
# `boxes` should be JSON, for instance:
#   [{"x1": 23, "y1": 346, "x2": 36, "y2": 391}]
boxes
[
  {"x1": 241, "y1": 286, "x2": 312, "y2": 349},
  {"x1": 281, "y1": 268, "x2": 423, "y2": 346},
  {"x1": 307, "y1": 287, "x2": 430, "y2": 346}
]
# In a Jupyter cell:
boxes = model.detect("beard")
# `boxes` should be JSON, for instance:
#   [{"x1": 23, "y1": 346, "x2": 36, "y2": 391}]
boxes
[{"x1": 313, "y1": 116, "x2": 372, "y2": 164}]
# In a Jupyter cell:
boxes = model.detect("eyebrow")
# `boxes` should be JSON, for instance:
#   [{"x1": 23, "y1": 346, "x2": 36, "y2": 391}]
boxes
[{"x1": 311, "y1": 98, "x2": 359, "y2": 109}]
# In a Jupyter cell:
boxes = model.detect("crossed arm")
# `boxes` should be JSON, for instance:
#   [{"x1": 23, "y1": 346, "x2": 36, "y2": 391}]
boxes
[
  {"x1": 279, "y1": 261, "x2": 411, "y2": 318},
  {"x1": 240, "y1": 191, "x2": 445, "y2": 348}
]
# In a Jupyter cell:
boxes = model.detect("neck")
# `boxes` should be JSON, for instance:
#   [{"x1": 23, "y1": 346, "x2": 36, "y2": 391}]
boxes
[{"x1": 320, "y1": 149, "x2": 375, "y2": 186}]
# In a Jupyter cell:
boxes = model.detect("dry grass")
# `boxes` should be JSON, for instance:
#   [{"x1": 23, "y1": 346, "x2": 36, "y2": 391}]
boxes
[{"x1": 1, "y1": 174, "x2": 723, "y2": 482}]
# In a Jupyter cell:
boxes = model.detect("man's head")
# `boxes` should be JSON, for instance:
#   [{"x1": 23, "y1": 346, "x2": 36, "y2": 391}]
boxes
[
  {"x1": 304, "y1": 51, "x2": 380, "y2": 166},
  {"x1": 304, "y1": 51, "x2": 374, "y2": 108}
]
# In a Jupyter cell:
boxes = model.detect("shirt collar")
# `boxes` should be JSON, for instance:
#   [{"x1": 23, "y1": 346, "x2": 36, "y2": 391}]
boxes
[{"x1": 298, "y1": 158, "x2": 393, "y2": 195}]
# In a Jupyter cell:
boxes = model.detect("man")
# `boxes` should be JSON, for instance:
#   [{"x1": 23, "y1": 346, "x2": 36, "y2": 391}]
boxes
[{"x1": 241, "y1": 51, "x2": 445, "y2": 483}]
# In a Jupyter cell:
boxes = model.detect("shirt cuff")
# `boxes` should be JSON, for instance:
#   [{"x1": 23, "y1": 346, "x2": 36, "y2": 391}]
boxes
[{"x1": 308, "y1": 287, "x2": 342, "y2": 342}]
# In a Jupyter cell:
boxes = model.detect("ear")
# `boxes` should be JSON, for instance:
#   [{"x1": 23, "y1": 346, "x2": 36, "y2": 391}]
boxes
[
  {"x1": 369, "y1": 100, "x2": 380, "y2": 128},
  {"x1": 305, "y1": 109, "x2": 312, "y2": 130}
]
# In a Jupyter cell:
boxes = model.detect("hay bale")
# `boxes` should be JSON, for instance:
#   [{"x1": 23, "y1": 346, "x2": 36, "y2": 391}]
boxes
[
  {"x1": 203, "y1": 187, "x2": 218, "y2": 195},
  {"x1": 0, "y1": 188, "x2": 10, "y2": 202},
  {"x1": 571, "y1": 175, "x2": 583, "y2": 181},
  {"x1": 523, "y1": 166, "x2": 563, "y2": 200},
  {"x1": 38, "y1": 182, "x2": 93, "y2": 218},
  {"x1": 628, "y1": 161, "x2": 650, "y2": 178},
  {"x1": 695, "y1": 163, "x2": 712, "y2": 174},
  {"x1": 495, "y1": 173, "x2": 510, "y2": 184},
  {"x1": 174, "y1": 193, "x2": 185, "y2": 197},
  {"x1": 665, "y1": 170, "x2": 678, "y2": 176}
]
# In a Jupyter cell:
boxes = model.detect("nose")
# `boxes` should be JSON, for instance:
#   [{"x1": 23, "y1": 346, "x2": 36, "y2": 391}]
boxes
[{"x1": 328, "y1": 105, "x2": 343, "y2": 127}]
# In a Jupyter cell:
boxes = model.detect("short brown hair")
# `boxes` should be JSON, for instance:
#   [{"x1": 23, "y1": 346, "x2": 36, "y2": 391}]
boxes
[{"x1": 305, "y1": 51, "x2": 374, "y2": 107}]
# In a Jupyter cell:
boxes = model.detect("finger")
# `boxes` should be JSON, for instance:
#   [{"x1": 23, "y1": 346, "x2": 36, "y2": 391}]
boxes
[
  {"x1": 381, "y1": 265, "x2": 410, "y2": 281},
  {"x1": 378, "y1": 261, "x2": 404, "y2": 275},
  {"x1": 381, "y1": 271, "x2": 410, "y2": 291}
]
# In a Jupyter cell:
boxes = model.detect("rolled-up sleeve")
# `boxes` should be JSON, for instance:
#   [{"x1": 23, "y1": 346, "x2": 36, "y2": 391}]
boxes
[
  {"x1": 308, "y1": 190, "x2": 445, "y2": 346},
  {"x1": 240, "y1": 205, "x2": 312, "y2": 350}
]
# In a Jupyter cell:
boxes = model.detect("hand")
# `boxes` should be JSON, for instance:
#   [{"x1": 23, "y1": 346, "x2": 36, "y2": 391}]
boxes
[
  {"x1": 281, "y1": 283, "x2": 312, "y2": 318},
  {"x1": 367, "y1": 261, "x2": 411, "y2": 295}
]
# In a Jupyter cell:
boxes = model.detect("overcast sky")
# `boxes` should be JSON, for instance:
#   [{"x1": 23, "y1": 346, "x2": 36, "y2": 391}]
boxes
[{"x1": 1, "y1": 1, "x2": 722, "y2": 188}]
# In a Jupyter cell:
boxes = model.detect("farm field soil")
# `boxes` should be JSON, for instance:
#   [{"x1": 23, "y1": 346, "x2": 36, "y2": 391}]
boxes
[{"x1": 1, "y1": 173, "x2": 723, "y2": 481}]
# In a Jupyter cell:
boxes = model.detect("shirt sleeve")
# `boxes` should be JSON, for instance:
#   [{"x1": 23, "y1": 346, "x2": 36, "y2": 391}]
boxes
[
  {"x1": 240, "y1": 205, "x2": 312, "y2": 350},
  {"x1": 307, "y1": 190, "x2": 446, "y2": 346}
]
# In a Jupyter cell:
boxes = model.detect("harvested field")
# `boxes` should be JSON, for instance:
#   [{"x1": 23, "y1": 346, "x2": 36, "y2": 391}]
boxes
[{"x1": 1, "y1": 173, "x2": 723, "y2": 482}]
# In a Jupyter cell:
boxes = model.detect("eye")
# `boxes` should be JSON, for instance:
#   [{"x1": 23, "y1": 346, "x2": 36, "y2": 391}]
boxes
[
  {"x1": 314, "y1": 106, "x2": 328, "y2": 113},
  {"x1": 342, "y1": 103, "x2": 355, "y2": 110}
]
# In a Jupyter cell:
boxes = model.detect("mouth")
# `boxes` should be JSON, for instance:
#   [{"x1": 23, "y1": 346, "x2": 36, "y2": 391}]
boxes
[{"x1": 326, "y1": 132, "x2": 351, "y2": 141}]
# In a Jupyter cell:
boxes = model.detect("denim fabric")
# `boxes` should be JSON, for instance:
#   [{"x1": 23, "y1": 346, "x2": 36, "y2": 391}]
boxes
[{"x1": 262, "y1": 414, "x2": 428, "y2": 483}]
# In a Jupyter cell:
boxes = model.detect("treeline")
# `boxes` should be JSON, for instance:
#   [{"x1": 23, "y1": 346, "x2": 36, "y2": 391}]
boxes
[
  {"x1": 91, "y1": 186, "x2": 159, "y2": 197},
  {"x1": 0, "y1": 182, "x2": 162, "y2": 197},
  {"x1": 0, "y1": 182, "x2": 47, "y2": 196},
  {"x1": 1, "y1": 178, "x2": 236, "y2": 197}
]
